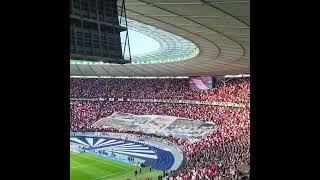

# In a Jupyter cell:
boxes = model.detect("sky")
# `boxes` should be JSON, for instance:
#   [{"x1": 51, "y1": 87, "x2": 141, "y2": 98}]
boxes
[{"x1": 121, "y1": 30, "x2": 160, "y2": 57}]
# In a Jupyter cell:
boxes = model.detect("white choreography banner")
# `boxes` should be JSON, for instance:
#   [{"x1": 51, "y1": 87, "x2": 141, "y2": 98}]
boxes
[{"x1": 92, "y1": 113, "x2": 216, "y2": 141}]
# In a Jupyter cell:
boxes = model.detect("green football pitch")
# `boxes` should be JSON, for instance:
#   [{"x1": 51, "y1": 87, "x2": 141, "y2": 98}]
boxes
[{"x1": 70, "y1": 151, "x2": 162, "y2": 180}]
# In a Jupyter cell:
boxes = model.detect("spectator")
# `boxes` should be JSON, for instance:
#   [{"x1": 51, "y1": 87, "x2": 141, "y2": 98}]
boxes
[
  {"x1": 70, "y1": 77, "x2": 250, "y2": 180},
  {"x1": 70, "y1": 77, "x2": 250, "y2": 105}
]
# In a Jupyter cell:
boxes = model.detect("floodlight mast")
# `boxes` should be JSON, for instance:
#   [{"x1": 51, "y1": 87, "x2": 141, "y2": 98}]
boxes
[
  {"x1": 70, "y1": 0, "x2": 131, "y2": 64},
  {"x1": 119, "y1": 0, "x2": 132, "y2": 62}
]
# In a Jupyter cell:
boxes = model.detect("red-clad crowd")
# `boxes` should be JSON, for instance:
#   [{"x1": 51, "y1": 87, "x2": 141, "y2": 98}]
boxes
[
  {"x1": 70, "y1": 77, "x2": 250, "y2": 180},
  {"x1": 70, "y1": 78, "x2": 250, "y2": 105}
]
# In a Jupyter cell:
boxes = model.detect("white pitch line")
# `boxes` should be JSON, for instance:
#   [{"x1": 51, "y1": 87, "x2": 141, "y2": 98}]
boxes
[
  {"x1": 71, "y1": 162, "x2": 98, "y2": 169},
  {"x1": 76, "y1": 153, "x2": 128, "y2": 170},
  {"x1": 92, "y1": 171, "x2": 124, "y2": 180}
]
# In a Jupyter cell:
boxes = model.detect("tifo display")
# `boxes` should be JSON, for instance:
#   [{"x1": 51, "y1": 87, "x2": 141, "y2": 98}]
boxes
[
  {"x1": 70, "y1": 77, "x2": 250, "y2": 180},
  {"x1": 92, "y1": 112, "x2": 215, "y2": 141}
]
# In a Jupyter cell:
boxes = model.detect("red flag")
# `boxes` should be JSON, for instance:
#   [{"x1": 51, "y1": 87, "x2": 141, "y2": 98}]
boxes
[{"x1": 210, "y1": 171, "x2": 215, "y2": 177}]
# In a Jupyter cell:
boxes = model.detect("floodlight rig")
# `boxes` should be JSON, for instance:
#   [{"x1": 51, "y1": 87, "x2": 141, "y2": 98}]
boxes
[{"x1": 70, "y1": 0, "x2": 132, "y2": 64}]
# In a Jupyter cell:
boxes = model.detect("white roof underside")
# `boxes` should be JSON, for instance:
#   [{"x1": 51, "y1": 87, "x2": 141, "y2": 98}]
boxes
[{"x1": 70, "y1": 0, "x2": 249, "y2": 77}]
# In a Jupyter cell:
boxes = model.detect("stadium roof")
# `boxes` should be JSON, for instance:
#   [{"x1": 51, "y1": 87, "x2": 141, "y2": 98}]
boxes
[
  {"x1": 70, "y1": 0, "x2": 249, "y2": 77},
  {"x1": 71, "y1": 18, "x2": 200, "y2": 64}
]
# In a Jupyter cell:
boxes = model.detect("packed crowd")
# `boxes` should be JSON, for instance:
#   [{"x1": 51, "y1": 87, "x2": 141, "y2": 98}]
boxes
[
  {"x1": 70, "y1": 78, "x2": 250, "y2": 105},
  {"x1": 86, "y1": 131, "x2": 249, "y2": 180},
  {"x1": 71, "y1": 101, "x2": 250, "y2": 139},
  {"x1": 171, "y1": 135, "x2": 250, "y2": 180},
  {"x1": 70, "y1": 101, "x2": 250, "y2": 179},
  {"x1": 70, "y1": 77, "x2": 250, "y2": 180}
]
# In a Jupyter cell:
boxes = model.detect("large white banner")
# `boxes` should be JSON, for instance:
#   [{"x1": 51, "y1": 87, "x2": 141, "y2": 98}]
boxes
[{"x1": 92, "y1": 113, "x2": 215, "y2": 141}]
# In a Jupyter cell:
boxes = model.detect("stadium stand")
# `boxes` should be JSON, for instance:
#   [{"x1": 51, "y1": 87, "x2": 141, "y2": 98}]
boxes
[
  {"x1": 70, "y1": 78, "x2": 250, "y2": 105},
  {"x1": 70, "y1": 77, "x2": 250, "y2": 180}
]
